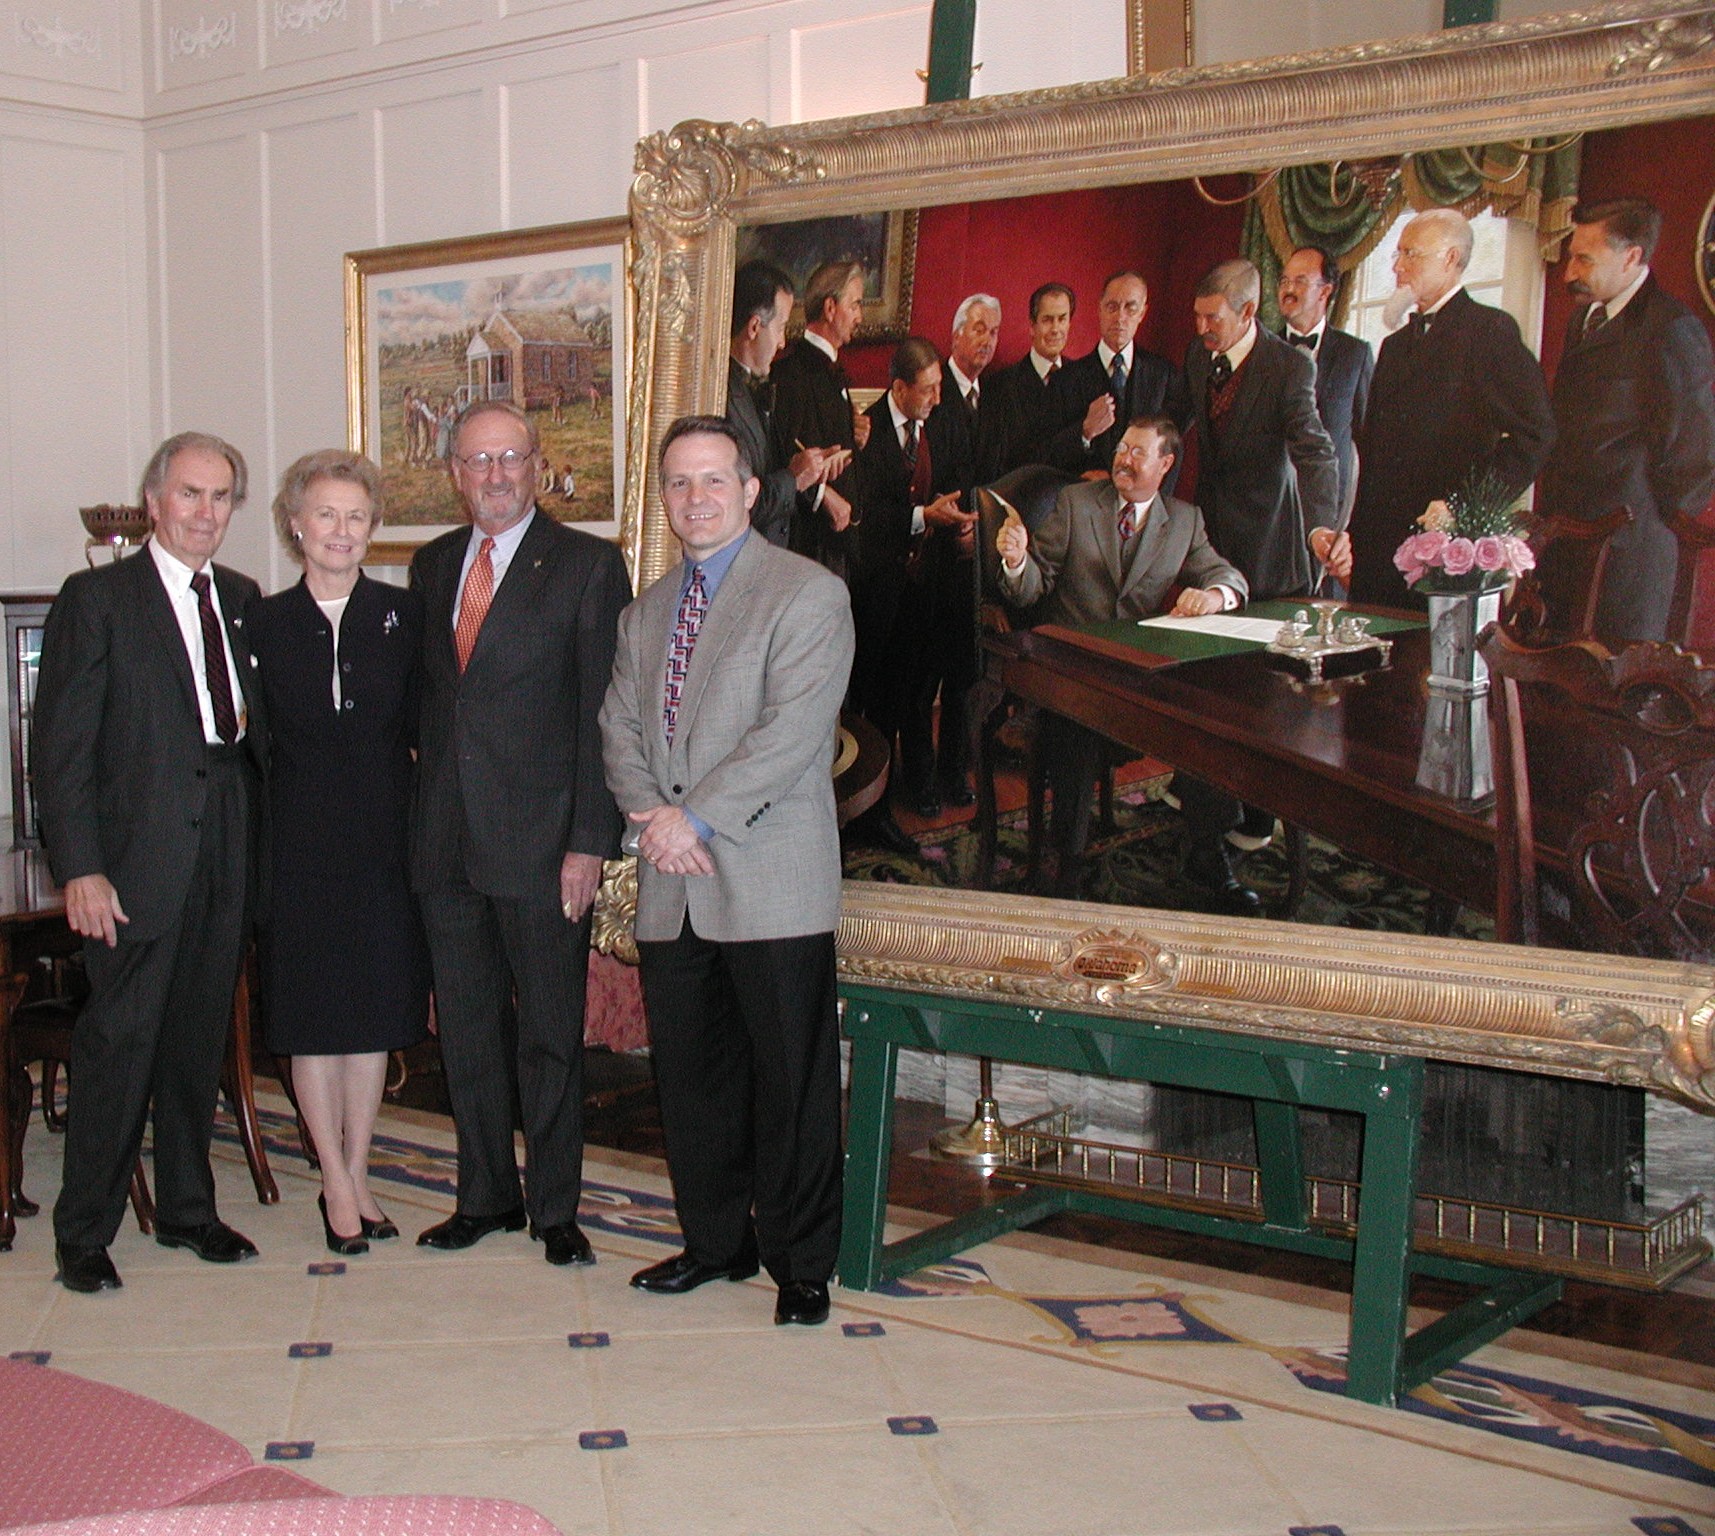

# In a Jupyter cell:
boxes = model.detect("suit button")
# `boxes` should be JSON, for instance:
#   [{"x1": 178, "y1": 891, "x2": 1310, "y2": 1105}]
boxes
[
  {"x1": 342, "y1": 699, "x2": 355, "y2": 710},
  {"x1": 672, "y1": 785, "x2": 683, "y2": 796},
  {"x1": 190, "y1": 817, "x2": 201, "y2": 828},
  {"x1": 341, "y1": 661, "x2": 353, "y2": 673},
  {"x1": 196, "y1": 768, "x2": 207, "y2": 779}
]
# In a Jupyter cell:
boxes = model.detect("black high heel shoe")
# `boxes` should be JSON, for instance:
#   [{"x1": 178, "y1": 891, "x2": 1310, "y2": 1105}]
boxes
[
  {"x1": 319, "y1": 1194, "x2": 369, "y2": 1256},
  {"x1": 359, "y1": 1211, "x2": 399, "y2": 1241}
]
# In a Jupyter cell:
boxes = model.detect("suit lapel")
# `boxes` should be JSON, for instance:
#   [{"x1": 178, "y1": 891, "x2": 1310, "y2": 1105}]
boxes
[
  {"x1": 134, "y1": 542, "x2": 204, "y2": 725},
  {"x1": 1118, "y1": 494, "x2": 1167, "y2": 604},
  {"x1": 672, "y1": 536, "x2": 764, "y2": 745},
  {"x1": 1088, "y1": 487, "x2": 1123, "y2": 591},
  {"x1": 467, "y1": 513, "x2": 555, "y2": 671}
]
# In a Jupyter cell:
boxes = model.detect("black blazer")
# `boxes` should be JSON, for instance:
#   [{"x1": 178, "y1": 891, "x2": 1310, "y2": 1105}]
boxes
[
  {"x1": 1295, "y1": 325, "x2": 1373, "y2": 520},
  {"x1": 409, "y1": 511, "x2": 630, "y2": 901},
  {"x1": 768, "y1": 337, "x2": 860, "y2": 570},
  {"x1": 1184, "y1": 328, "x2": 1340, "y2": 600},
  {"x1": 986, "y1": 353, "x2": 1061, "y2": 473},
  {"x1": 1349, "y1": 288, "x2": 1555, "y2": 605},
  {"x1": 1537, "y1": 275, "x2": 1715, "y2": 640},
  {"x1": 935, "y1": 360, "x2": 1005, "y2": 488},
  {"x1": 854, "y1": 395, "x2": 970, "y2": 582},
  {"x1": 725, "y1": 357, "x2": 796, "y2": 548},
  {"x1": 1043, "y1": 344, "x2": 1192, "y2": 475},
  {"x1": 33, "y1": 545, "x2": 264, "y2": 941}
]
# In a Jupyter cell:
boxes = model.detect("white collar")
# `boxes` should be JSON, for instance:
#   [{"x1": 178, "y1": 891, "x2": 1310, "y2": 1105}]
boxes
[
  {"x1": 1097, "y1": 340, "x2": 1133, "y2": 371},
  {"x1": 803, "y1": 329, "x2": 839, "y2": 363},
  {"x1": 1419, "y1": 283, "x2": 1463, "y2": 319},
  {"x1": 1219, "y1": 320, "x2": 1259, "y2": 371},
  {"x1": 1596, "y1": 266, "x2": 1650, "y2": 323},
  {"x1": 1284, "y1": 317, "x2": 1327, "y2": 344},
  {"x1": 1029, "y1": 350, "x2": 1061, "y2": 379},
  {"x1": 149, "y1": 538, "x2": 211, "y2": 598},
  {"x1": 947, "y1": 359, "x2": 979, "y2": 399}
]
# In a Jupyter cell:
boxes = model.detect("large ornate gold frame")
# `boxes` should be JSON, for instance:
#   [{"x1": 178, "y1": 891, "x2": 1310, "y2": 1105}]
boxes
[{"x1": 619, "y1": 1, "x2": 1715, "y2": 1110}]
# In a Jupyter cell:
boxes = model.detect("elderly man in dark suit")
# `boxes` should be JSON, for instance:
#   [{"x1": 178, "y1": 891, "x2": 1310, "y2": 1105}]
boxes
[
  {"x1": 1277, "y1": 245, "x2": 1373, "y2": 530},
  {"x1": 769, "y1": 260, "x2": 867, "y2": 577},
  {"x1": 996, "y1": 415, "x2": 1257, "y2": 913},
  {"x1": 988, "y1": 282, "x2": 1076, "y2": 472},
  {"x1": 600, "y1": 415, "x2": 855, "y2": 1327},
  {"x1": 854, "y1": 337, "x2": 979, "y2": 822},
  {"x1": 1184, "y1": 258, "x2": 1339, "y2": 601},
  {"x1": 409, "y1": 400, "x2": 630, "y2": 1267},
  {"x1": 35, "y1": 432, "x2": 266, "y2": 1292},
  {"x1": 1045, "y1": 271, "x2": 1191, "y2": 476},
  {"x1": 724, "y1": 260, "x2": 847, "y2": 549},
  {"x1": 1327, "y1": 208, "x2": 1554, "y2": 605},
  {"x1": 1536, "y1": 198, "x2": 1715, "y2": 641}
]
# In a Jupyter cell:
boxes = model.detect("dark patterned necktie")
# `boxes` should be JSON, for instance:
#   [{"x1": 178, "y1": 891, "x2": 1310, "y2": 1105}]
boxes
[
  {"x1": 1108, "y1": 351, "x2": 1128, "y2": 409},
  {"x1": 1584, "y1": 302, "x2": 1609, "y2": 338},
  {"x1": 905, "y1": 420, "x2": 932, "y2": 503},
  {"x1": 1117, "y1": 501, "x2": 1140, "y2": 543},
  {"x1": 188, "y1": 571, "x2": 238, "y2": 744},
  {"x1": 663, "y1": 565, "x2": 707, "y2": 744},
  {"x1": 1208, "y1": 352, "x2": 1233, "y2": 391},
  {"x1": 1409, "y1": 311, "x2": 1431, "y2": 339}
]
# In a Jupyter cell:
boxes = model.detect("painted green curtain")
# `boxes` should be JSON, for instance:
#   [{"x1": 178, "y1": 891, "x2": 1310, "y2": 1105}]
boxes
[{"x1": 1241, "y1": 138, "x2": 1582, "y2": 330}]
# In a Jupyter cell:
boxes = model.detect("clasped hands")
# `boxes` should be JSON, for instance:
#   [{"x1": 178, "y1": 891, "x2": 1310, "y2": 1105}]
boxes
[{"x1": 627, "y1": 806, "x2": 714, "y2": 878}]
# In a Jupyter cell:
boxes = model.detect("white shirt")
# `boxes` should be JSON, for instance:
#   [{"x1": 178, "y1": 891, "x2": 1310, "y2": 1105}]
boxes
[
  {"x1": 887, "y1": 395, "x2": 929, "y2": 536},
  {"x1": 1593, "y1": 265, "x2": 1650, "y2": 326},
  {"x1": 317, "y1": 594, "x2": 349, "y2": 709},
  {"x1": 1096, "y1": 340, "x2": 1134, "y2": 375},
  {"x1": 149, "y1": 539, "x2": 245, "y2": 745},
  {"x1": 947, "y1": 359, "x2": 980, "y2": 406},
  {"x1": 1420, "y1": 283, "x2": 1464, "y2": 319},
  {"x1": 1213, "y1": 320, "x2": 1259, "y2": 374},
  {"x1": 803, "y1": 329, "x2": 840, "y2": 364},
  {"x1": 454, "y1": 508, "x2": 536, "y2": 625},
  {"x1": 1029, "y1": 350, "x2": 1061, "y2": 381}
]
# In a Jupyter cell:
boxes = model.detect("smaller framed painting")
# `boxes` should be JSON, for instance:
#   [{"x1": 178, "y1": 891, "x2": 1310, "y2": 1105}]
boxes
[
  {"x1": 734, "y1": 210, "x2": 917, "y2": 342},
  {"x1": 345, "y1": 216, "x2": 629, "y2": 563}
]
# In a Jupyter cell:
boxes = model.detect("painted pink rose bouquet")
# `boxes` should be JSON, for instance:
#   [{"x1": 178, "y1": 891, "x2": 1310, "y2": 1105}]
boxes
[{"x1": 1392, "y1": 468, "x2": 1534, "y2": 594}]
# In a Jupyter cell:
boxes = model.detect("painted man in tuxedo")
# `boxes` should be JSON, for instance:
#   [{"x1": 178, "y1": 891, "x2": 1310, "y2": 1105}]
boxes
[
  {"x1": 1045, "y1": 271, "x2": 1191, "y2": 476},
  {"x1": 1325, "y1": 208, "x2": 1554, "y2": 605},
  {"x1": 724, "y1": 260, "x2": 847, "y2": 549},
  {"x1": 854, "y1": 337, "x2": 979, "y2": 822},
  {"x1": 769, "y1": 260, "x2": 867, "y2": 578},
  {"x1": 1536, "y1": 197, "x2": 1715, "y2": 641},
  {"x1": 1277, "y1": 245, "x2": 1373, "y2": 533},
  {"x1": 938, "y1": 292, "x2": 1005, "y2": 487},
  {"x1": 988, "y1": 281, "x2": 1076, "y2": 472},
  {"x1": 409, "y1": 400, "x2": 630, "y2": 1268},
  {"x1": 1184, "y1": 258, "x2": 1338, "y2": 601},
  {"x1": 601, "y1": 415, "x2": 855, "y2": 1328},
  {"x1": 996, "y1": 416, "x2": 1257, "y2": 914},
  {"x1": 36, "y1": 432, "x2": 265, "y2": 1292}
]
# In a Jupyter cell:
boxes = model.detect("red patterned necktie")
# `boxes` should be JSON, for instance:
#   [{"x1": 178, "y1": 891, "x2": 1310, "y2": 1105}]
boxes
[
  {"x1": 454, "y1": 537, "x2": 495, "y2": 673},
  {"x1": 188, "y1": 571, "x2": 238, "y2": 744},
  {"x1": 663, "y1": 565, "x2": 707, "y2": 743},
  {"x1": 1117, "y1": 502, "x2": 1140, "y2": 543},
  {"x1": 906, "y1": 420, "x2": 932, "y2": 504}
]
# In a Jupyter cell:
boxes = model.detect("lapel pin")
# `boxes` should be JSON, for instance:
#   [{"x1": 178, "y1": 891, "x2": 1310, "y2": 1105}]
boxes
[{"x1": 383, "y1": 609, "x2": 400, "y2": 634}]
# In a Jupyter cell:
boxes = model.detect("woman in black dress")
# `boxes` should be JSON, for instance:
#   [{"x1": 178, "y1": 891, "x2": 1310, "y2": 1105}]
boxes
[{"x1": 250, "y1": 450, "x2": 428, "y2": 1254}]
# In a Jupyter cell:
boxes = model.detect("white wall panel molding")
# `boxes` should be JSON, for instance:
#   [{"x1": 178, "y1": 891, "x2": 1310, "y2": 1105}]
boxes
[
  {"x1": 0, "y1": 2, "x2": 137, "y2": 109},
  {"x1": 16, "y1": 15, "x2": 102, "y2": 59}
]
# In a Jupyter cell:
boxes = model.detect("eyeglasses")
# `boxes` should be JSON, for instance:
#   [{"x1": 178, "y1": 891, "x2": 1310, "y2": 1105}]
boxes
[{"x1": 454, "y1": 449, "x2": 534, "y2": 474}]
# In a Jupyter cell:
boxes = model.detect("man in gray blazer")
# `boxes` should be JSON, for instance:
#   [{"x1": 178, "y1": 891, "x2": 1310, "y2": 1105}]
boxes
[
  {"x1": 410, "y1": 400, "x2": 630, "y2": 1267},
  {"x1": 35, "y1": 432, "x2": 266, "y2": 1292},
  {"x1": 997, "y1": 415, "x2": 1258, "y2": 913},
  {"x1": 600, "y1": 414, "x2": 855, "y2": 1327}
]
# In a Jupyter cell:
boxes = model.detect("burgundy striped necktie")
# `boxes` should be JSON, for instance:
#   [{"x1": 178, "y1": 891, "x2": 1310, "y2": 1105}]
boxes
[
  {"x1": 188, "y1": 571, "x2": 238, "y2": 744},
  {"x1": 663, "y1": 565, "x2": 707, "y2": 743}
]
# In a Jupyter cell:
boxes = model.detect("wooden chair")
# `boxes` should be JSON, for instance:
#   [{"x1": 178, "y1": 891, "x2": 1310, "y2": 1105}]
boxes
[
  {"x1": 1664, "y1": 501, "x2": 1715, "y2": 647},
  {"x1": 3, "y1": 952, "x2": 278, "y2": 1243},
  {"x1": 1514, "y1": 504, "x2": 1633, "y2": 641},
  {"x1": 1481, "y1": 619, "x2": 1715, "y2": 955}
]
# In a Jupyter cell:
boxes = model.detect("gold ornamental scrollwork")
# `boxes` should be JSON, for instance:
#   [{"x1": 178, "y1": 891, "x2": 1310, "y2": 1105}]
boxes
[
  {"x1": 1608, "y1": 14, "x2": 1715, "y2": 72},
  {"x1": 1058, "y1": 928, "x2": 1177, "y2": 991},
  {"x1": 591, "y1": 856, "x2": 639, "y2": 966},
  {"x1": 632, "y1": 118, "x2": 822, "y2": 240}
]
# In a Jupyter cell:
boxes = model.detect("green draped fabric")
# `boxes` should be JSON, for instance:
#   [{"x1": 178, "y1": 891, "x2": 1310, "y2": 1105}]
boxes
[{"x1": 1242, "y1": 137, "x2": 1581, "y2": 331}]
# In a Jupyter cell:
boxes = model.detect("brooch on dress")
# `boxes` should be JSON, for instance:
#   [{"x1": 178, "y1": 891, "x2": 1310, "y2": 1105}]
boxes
[{"x1": 383, "y1": 609, "x2": 400, "y2": 634}]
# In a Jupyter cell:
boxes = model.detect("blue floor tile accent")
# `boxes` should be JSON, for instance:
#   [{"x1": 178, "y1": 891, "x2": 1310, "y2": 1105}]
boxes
[
  {"x1": 7, "y1": 1350, "x2": 49, "y2": 1364},
  {"x1": 1188, "y1": 1402, "x2": 1242, "y2": 1421},
  {"x1": 842, "y1": 1322, "x2": 885, "y2": 1337},
  {"x1": 1631, "y1": 1518, "x2": 1705, "y2": 1535},
  {"x1": 579, "y1": 1430, "x2": 627, "y2": 1450},
  {"x1": 265, "y1": 1442, "x2": 314, "y2": 1461},
  {"x1": 888, "y1": 1415, "x2": 938, "y2": 1436},
  {"x1": 306, "y1": 1261, "x2": 345, "y2": 1276},
  {"x1": 567, "y1": 1332, "x2": 610, "y2": 1348},
  {"x1": 288, "y1": 1342, "x2": 332, "y2": 1358},
  {"x1": 1288, "y1": 1526, "x2": 1346, "y2": 1535}
]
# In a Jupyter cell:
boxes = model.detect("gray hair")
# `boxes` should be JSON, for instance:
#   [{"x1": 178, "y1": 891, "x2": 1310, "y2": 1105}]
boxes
[
  {"x1": 1410, "y1": 207, "x2": 1474, "y2": 271},
  {"x1": 139, "y1": 432, "x2": 248, "y2": 510},
  {"x1": 1195, "y1": 259, "x2": 1261, "y2": 312},
  {"x1": 272, "y1": 449, "x2": 383, "y2": 560},
  {"x1": 449, "y1": 399, "x2": 540, "y2": 459},
  {"x1": 952, "y1": 293, "x2": 1001, "y2": 336}
]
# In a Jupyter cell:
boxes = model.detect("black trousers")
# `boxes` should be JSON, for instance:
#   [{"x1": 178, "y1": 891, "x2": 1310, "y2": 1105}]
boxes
[
  {"x1": 419, "y1": 882, "x2": 592, "y2": 1229},
  {"x1": 637, "y1": 917, "x2": 842, "y2": 1285},
  {"x1": 54, "y1": 754, "x2": 252, "y2": 1247}
]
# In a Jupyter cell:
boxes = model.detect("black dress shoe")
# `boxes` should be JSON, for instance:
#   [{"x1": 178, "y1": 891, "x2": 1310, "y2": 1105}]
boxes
[
  {"x1": 416, "y1": 1207, "x2": 527, "y2": 1250},
  {"x1": 631, "y1": 1245, "x2": 760, "y2": 1294},
  {"x1": 319, "y1": 1195, "x2": 369, "y2": 1257},
  {"x1": 55, "y1": 1242, "x2": 121, "y2": 1293},
  {"x1": 534, "y1": 1222, "x2": 595, "y2": 1266},
  {"x1": 857, "y1": 809, "x2": 919, "y2": 858},
  {"x1": 774, "y1": 1280, "x2": 830, "y2": 1326},
  {"x1": 154, "y1": 1219, "x2": 259, "y2": 1264},
  {"x1": 1183, "y1": 843, "x2": 1263, "y2": 918},
  {"x1": 359, "y1": 1212, "x2": 399, "y2": 1241}
]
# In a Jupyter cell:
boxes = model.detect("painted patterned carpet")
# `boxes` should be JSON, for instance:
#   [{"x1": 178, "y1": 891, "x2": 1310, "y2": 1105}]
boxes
[{"x1": 3, "y1": 1092, "x2": 1710, "y2": 1536}]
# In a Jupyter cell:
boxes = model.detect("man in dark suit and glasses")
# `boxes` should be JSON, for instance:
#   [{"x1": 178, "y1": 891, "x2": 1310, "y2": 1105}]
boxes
[
  {"x1": 1326, "y1": 207, "x2": 1554, "y2": 605},
  {"x1": 409, "y1": 400, "x2": 630, "y2": 1267},
  {"x1": 1536, "y1": 197, "x2": 1715, "y2": 641},
  {"x1": 1276, "y1": 245, "x2": 1374, "y2": 536},
  {"x1": 35, "y1": 432, "x2": 266, "y2": 1292},
  {"x1": 724, "y1": 260, "x2": 847, "y2": 549},
  {"x1": 1044, "y1": 270, "x2": 1191, "y2": 477}
]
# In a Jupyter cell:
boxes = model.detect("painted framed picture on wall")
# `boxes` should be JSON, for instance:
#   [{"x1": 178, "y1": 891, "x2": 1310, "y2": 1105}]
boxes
[
  {"x1": 344, "y1": 216, "x2": 630, "y2": 563},
  {"x1": 735, "y1": 210, "x2": 917, "y2": 342}
]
